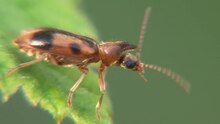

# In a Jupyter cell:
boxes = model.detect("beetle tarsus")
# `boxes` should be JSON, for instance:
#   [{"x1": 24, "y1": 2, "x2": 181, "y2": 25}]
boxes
[{"x1": 96, "y1": 92, "x2": 104, "y2": 122}]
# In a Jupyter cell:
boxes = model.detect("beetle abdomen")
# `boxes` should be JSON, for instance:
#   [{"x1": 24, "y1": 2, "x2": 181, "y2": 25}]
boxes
[{"x1": 14, "y1": 28, "x2": 100, "y2": 65}]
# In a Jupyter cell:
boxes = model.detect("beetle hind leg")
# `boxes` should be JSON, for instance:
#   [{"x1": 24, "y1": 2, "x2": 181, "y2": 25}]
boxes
[{"x1": 0, "y1": 56, "x2": 44, "y2": 79}]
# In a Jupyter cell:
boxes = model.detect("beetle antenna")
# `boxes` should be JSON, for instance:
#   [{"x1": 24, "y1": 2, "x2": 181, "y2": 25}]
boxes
[
  {"x1": 136, "y1": 7, "x2": 151, "y2": 59},
  {"x1": 138, "y1": 72, "x2": 148, "y2": 82},
  {"x1": 144, "y1": 64, "x2": 190, "y2": 93}
]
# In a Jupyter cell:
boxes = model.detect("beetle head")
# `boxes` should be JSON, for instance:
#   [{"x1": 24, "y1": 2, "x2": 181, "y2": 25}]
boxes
[{"x1": 118, "y1": 53, "x2": 144, "y2": 72}]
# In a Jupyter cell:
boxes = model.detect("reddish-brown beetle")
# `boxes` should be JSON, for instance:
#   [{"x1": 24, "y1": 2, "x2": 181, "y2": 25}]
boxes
[{"x1": 1, "y1": 8, "x2": 190, "y2": 121}]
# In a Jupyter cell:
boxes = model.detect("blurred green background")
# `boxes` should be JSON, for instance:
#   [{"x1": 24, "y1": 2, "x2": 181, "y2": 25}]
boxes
[{"x1": 0, "y1": 0, "x2": 219, "y2": 124}]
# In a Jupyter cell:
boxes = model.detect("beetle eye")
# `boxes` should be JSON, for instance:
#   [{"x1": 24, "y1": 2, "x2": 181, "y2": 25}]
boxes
[
  {"x1": 119, "y1": 54, "x2": 138, "y2": 69},
  {"x1": 123, "y1": 59, "x2": 137, "y2": 69}
]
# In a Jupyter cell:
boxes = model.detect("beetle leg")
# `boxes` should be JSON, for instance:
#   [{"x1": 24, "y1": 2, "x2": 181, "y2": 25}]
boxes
[
  {"x1": 67, "y1": 66, "x2": 88, "y2": 107},
  {"x1": 0, "y1": 56, "x2": 44, "y2": 79},
  {"x1": 96, "y1": 63, "x2": 107, "y2": 121}
]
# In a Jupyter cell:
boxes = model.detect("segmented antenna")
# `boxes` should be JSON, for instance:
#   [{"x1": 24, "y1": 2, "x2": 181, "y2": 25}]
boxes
[
  {"x1": 136, "y1": 7, "x2": 151, "y2": 59},
  {"x1": 145, "y1": 64, "x2": 190, "y2": 93},
  {"x1": 139, "y1": 73, "x2": 148, "y2": 82}
]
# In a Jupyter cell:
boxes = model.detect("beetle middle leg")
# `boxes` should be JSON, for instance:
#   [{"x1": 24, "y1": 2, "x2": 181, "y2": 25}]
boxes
[
  {"x1": 67, "y1": 66, "x2": 88, "y2": 107},
  {"x1": 96, "y1": 63, "x2": 107, "y2": 121}
]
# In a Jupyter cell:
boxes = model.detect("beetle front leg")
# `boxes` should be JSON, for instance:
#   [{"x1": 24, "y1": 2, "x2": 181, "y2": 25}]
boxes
[
  {"x1": 96, "y1": 63, "x2": 107, "y2": 121},
  {"x1": 67, "y1": 66, "x2": 88, "y2": 107}
]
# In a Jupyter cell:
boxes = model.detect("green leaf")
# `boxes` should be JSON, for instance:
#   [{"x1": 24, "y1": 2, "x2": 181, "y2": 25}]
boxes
[{"x1": 0, "y1": 0, "x2": 112, "y2": 123}]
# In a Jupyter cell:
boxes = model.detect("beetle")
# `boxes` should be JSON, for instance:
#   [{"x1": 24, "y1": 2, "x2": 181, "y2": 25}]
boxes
[{"x1": 1, "y1": 8, "x2": 190, "y2": 121}]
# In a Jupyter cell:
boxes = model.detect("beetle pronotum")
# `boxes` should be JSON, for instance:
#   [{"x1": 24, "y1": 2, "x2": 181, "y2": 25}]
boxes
[{"x1": 1, "y1": 8, "x2": 190, "y2": 121}]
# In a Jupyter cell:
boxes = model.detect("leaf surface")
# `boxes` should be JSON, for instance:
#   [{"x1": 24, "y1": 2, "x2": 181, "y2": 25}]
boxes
[{"x1": 0, "y1": 0, "x2": 112, "y2": 123}]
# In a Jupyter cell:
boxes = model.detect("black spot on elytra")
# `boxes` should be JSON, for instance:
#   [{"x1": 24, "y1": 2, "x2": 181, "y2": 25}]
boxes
[
  {"x1": 39, "y1": 28, "x2": 98, "y2": 48},
  {"x1": 70, "y1": 43, "x2": 81, "y2": 54},
  {"x1": 31, "y1": 31, "x2": 54, "y2": 49}
]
